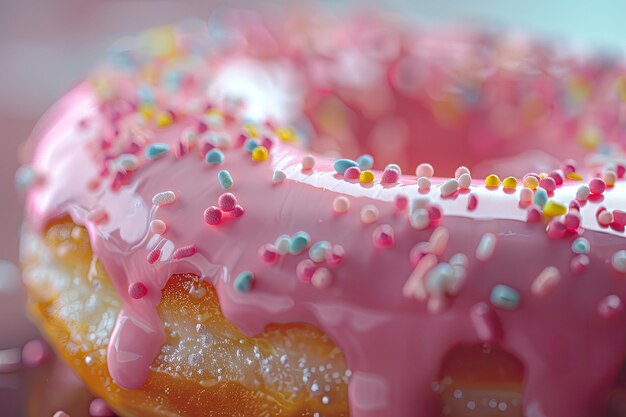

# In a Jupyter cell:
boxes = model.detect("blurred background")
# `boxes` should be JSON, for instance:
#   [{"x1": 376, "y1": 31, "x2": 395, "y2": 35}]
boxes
[{"x1": 1, "y1": 1, "x2": 625, "y2": 416}]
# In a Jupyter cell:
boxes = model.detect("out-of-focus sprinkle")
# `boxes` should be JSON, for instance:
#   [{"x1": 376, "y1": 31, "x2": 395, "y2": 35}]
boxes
[
  {"x1": 301, "y1": 155, "x2": 315, "y2": 170},
  {"x1": 476, "y1": 233, "x2": 496, "y2": 261},
  {"x1": 361, "y1": 205, "x2": 379, "y2": 224},
  {"x1": 333, "y1": 196, "x2": 350, "y2": 213},
  {"x1": 490, "y1": 285, "x2": 520, "y2": 310},
  {"x1": 531, "y1": 266, "x2": 561, "y2": 297},
  {"x1": 373, "y1": 224, "x2": 395, "y2": 248},
  {"x1": 415, "y1": 163, "x2": 434, "y2": 178}
]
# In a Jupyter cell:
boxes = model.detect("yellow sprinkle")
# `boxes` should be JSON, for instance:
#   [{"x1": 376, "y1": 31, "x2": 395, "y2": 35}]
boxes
[
  {"x1": 156, "y1": 112, "x2": 173, "y2": 127},
  {"x1": 543, "y1": 200, "x2": 567, "y2": 217},
  {"x1": 245, "y1": 124, "x2": 258, "y2": 138},
  {"x1": 139, "y1": 104, "x2": 155, "y2": 119},
  {"x1": 276, "y1": 127, "x2": 297, "y2": 143},
  {"x1": 485, "y1": 174, "x2": 500, "y2": 188},
  {"x1": 539, "y1": 172, "x2": 548, "y2": 179},
  {"x1": 502, "y1": 176, "x2": 518, "y2": 189},
  {"x1": 360, "y1": 170, "x2": 374, "y2": 184},
  {"x1": 251, "y1": 146, "x2": 268, "y2": 162},
  {"x1": 523, "y1": 176, "x2": 539, "y2": 190},
  {"x1": 566, "y1": 172, "x2": 583, "y2": 181}
]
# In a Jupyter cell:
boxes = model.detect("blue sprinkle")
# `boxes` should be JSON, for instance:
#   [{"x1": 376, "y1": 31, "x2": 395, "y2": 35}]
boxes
[
  {"x1": 217, "y1": 170, "x2": 234, "y2": 190},
  {"x1": 356, "y1": 154, "x2": 374, "y2": 170},
  {"x1": 289, "y1": 231, "x2": 311, "y2": 255},
  {"x1": 14, "y1": 165, "x2": 38, "y2": 189},
  {"x1": 533, "y1": 188, "x2": 548, "y2": 208},
  {"x1": 385, "y1": 163, "x2": 402, "y2": 176},
  {"x1": 137, "y1": 85, "x2": 155, "y2": 104},
  {"x1": 145, "y1": 143, "x2": 170, "y2": 160},
  {"x1": 333, "y1": 158, "x2": 358, "y2": 174},
  {"x1": 244, "y1": 139, "x2": 259, "y2": 153},
  {"x1": 234, "y1": 271, "x2": 254, "y2": 292},
  {"x1": 571, "y1": 237, "x2": 590, "y2": 254},
  {"x1": 205, "y1": 149, "x2": 225, "y2": 165},
  {"x1": 490, "y1": 285, "x2": 520, "y2": 310},
  {"x1": 309, "y1": 241, "x2": 331, "y2": 263}
]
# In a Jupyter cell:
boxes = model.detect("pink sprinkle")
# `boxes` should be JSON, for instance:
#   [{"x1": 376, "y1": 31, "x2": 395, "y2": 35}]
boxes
[
  {"x1": 467, "y1": 193, "x2": 478, "y2": 211},
  {"x1": 409, "y1": 242, "x2": 430, "y2": 267},
  {"x1": 598, "y1": 295, "x2": 623, "y2": 319},
  {"x1": 589, "y1": 177, "x2": 606, "y2": 195},
  {"x1": 204, "y1": 206, "x2": 223, "y2": 225},
  {"x1": 546, "y1": 219, "x2": 567, "y2": 239},
  {"x1": 150, "y1": 219, "x2": 167, "y2": 235},
  {"x1": 470, "y1": 303, "x2": 501, "y2": 342},
  {"x1": 394, "y1": 195, "x2": 408, "y2": 211},
  {"x1": 427, "y1": 205, "x2": 442, "y2": 223},
  {"x1": 21, "y1": 339, "x2": 51, "y2": 368},
  {"x1": 201, "y1": 141, "x2": 215, "y2": 156},
  {"x1": 229, "y1": 205, "x2": 245, "y2": 218},
  {"x1": 519, "y1": 188, "x2": 533, "y2": 205},
  {"x1": 344, "y1": 166, "x2": 361, "y2": 180},
  {"x1": 597, "y1": 207, "x2": 613, "y2": 227},
  {"x1": 570, "y1": 254, "x2": 589, "y2": 275},
  {"x1": 561, "y1": 160, "x2": 577, "y2": 175},
  {"x1": 196, "y1": 121, "x2": 209, "y2": 134},
  {"x1": 326, "y1": 244, "x2": 345, "y2": 267},
  {"x1": 262, "y1": 136, "x2": 273, "y2": 151},
  {"x1": 236, "y1": 133, "x2": 247, "y2": 147},
  {"x1": 381, "y1": 168, "x2": 399, "y2": 184},
  {"x1": 569, "y1": 200, "x2": 581, "y2": 211},
  {"x1": 373, "y1": 224, "x2": 395, "y2": 248},
  {"x1": 531, "y1": 266, "x2": 561, "y2": 297},
  {"x1": 89, "y1": 398, "x2": 115, "y2": 417},
  {"x1": 524, "y1": 172, "x2": 540, "y2": 181},
  {"x1": 296, "y1": 259, "x2": 318, "y2": 283},
  {"x1": 548, "y1": 170, "x2": 564, "y2": 186},
  {"x1": 311, "y1": 267, "x2": 333, "y2": 289},
  {"x1": 218, "y1": 193, "x2": 237, "y2": 212},
  {"x1": 538, "y1": 177, "x2": 556, "y2": 193},
  {"x1": 617, "y1": 164, "x2": 625, "y2": 179},
  {"x1": 564, "y1": 212, "x2": 581, "y2": 231},
  {"x1": 258, "y1": 244, "x2": 279, "y2": 264},
  {"x1": 613, "y1": 210, "x2": 626, "y2": 227},
  {"x1": 173, "y1": 245, "x2": 197, "y2": 260},
  {"x1": 428, "y1": 227, "x2": 449, "y2": 256},
  {"x1": 147, "y1": 248, "x2": 161, "y2": 264},
  {"x1": 128, "y1": 282, "x2": 148, "y2": 299},
  {"x1": 53, "y1": 412, "x2": 70, "y2": 417},
  {"x1": 527, "y1": 206, "x2": 542, "y2": 223}
]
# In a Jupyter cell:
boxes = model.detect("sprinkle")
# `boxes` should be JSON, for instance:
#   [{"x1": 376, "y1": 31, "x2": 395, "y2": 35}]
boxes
[
  {"x1": 173, "y1": 245, "x2": 197, "y2": 259},
  {"x1": 274, "y1": 235, "x2": 291, "y2": 255},
  {"x1": 262, "y1": 137, "x2": 273, "y2": 150},
  {"x1": 14, "y1": 165, "x2": 41, "y2": 189},
  {"x1": 428, "y1": 227, "x2": 449, "y2": 256},
  {"x1": 455, "y1": 166, "x2": 470, "y2": 179},
  {"x1": 89, "y1": 398, "x2": 115, "y2": 417},
  {"x1": 147, "y1": 248, "x2": 161, "y2": 264},
  {"x1": 522, "y1": 175, "x2": 539, "y2": 190},
  {"x1": 385, "y1": 163, "x2": 402, "y2": 175},
  {"x1": 152, "y1": 191, "x2": 176, "y2": 206},
  {"x1": 470, "y1": 303, "x2": 501, "y2": 342},
  {"x1": 381, "y1": 168, "x2": 400, "y2": 184},
  {"x1": 417, "y1": 176, "x2": 431, "y2": 190},
  {"x1": 344, "y1": 166, "x2": 361, "y2": 179},
  {"x1": 115, "y1": 154, "x2": 139, "y2": 171},
  {"x1": 53, "y1": 412, "x2": 70, "y2": 417},
  {"x1": 244, "y1": 138, "x2": 259, "y2": 152},
  {"x1": 567, "y1": 172, "x2": 583, "y2": 181},
  {"x1": 309, "y1": 241, "x2": 331, "y2": 263},
  {"x1": 410, "y1": 196, "x2": 430, "y2": 212},
  {"x1": 409, "y1": 242, "x2": 430, "y2": 266},
  {"x1": 311, "y1": 267, "x2": 333, "y2": 289},
  {"x1": 333, "y1": 196, "x2": 350, "y2": 213},
  {"x1": 572, "y1": 237, "x2": 590, "y2": 254},
  {"x1": 326, "y1": 244, "x2": 345, "y2": 266},
  {"x1": 361, "y1": 205, "x2": 379, "y2": 224},
  {"x1": 519, "y1": 188, "x2": 533, "y2": 204},
  {"x1": 403, "y1": 254, "x2": 438, "y2": 300},
  {"x1": 547, "y1": 219, "x2": 567, "y2": 239},
  {"x1": 205, "y1": 149, "x2": 225, "y2": 164},
  {"x1": 527, "y1": 206, "x2": 542, "y2": 223},
  {"x1": 410, "y1": 208, "x2": 431, "y2": 230},
  {"x1": 415, "y1": 163, "x2": 434, "y2": 178},
  {"x1": 502, "y1": 176, "x2": 517, "y2": 190},
  {"x1": 229, "y1": 205, "x2": 244, "y2": 218},
  {"x1": 564, "y1": 212, "x2": 581, "y2": 231},
  {"x1": 467, "y1": 193, "x2": 478, "y2": 211},
  {"x1": 604, "y1": 170, "x2": 617, "y2": 187},
  {"x1": 589, "y1": 178, "x2": 606, "y2": 195},
  {"x1": 356, "y1": 154, "x2": 374, "y2": 170},
  {"x1": 576, "y1": 185, "x2": 590, "y2": 201},
  {"x1": 394, "y1": 195, "x2": 409, "y2": 211},
  {"x1": 570, "y1": 254, "x2": 590, "y2": 274},
  {"x1": 542, "y1": 200, "x2": 567, "y2": 217},
  {"x1": 618, "y1": 164, "x2": 626, "y2": 178},
  {"x1": 458, "y1": 173, "x2": 472, "y2": 189},
  {"x1": 360, "y1": 170, "x2": 374, "y2": 183},
  {"x1": 289, "y1": 231, "x2": 311, "y2": 255},
  {"x1": 485, "y1": 174, "x2": 500, "y2": 188},
  {"x1": 490, "y1": 285, "x2": 520, "y2": 310},
  {"x1": 128, "y1": 282, "x2": 148, "y2": 299},
  {"x1": 145, "y1": 143, "x2": 170, "y2": 160},
  {"x1": 614, "y1": 210, "x2": 626, "y2": 227},
  {"x1": 440, "y1": 179, "x2": 459, "y2": 197},
  {"x1": 296, "y1": 259, "x2": 318, "y2": 283},
  {"x1": 258, "y1": 244, "x2": 279, "y2": 264},
  {"x1": 612, "y1": 250, "x2": 626, "y2": 273},
  {"x1": 476, "y1": 233, "x2": 496, "y2": 261},
  {"x1": 533, "y1": 188, "x2": 548, "y2": 207},
  {"x1": 334, "y1": 158, "x2": 359, "y2": 174},
  {"x1": 218, "y1": 193, "x2": 237, "y2": 212},
  {"x1": 531, "y1": 266, "x2": 561, "y2": 297},
  {"x1": 598, "y1": 295, "x2": 623, "y2": 319},
  {"x1": 538, "y1": 177, "x2": 556, "y2": 193},
  {"x1": 217, "y1": 170, "x2": 234, "y2": 189},
  {"x1": 251, "y1": 146, "x2": 268, "y2": 162},
  {"x1": 427, "y1": 205, "x2": 442, "y2": 223},
  {"x1": 150, "y1": 219, "x2": 167, "y2": 235},
  {"x1": 597, "y1": 208, "x2": 613, "y2": 227},
  {"x1": 204, "y1": 206, "x2": 222, "y2": 225},
  {"x1": 273, "y1": 169, "x2": 287, "y2": 183},
  {"x1": 373, "y1": 224, "x2": 395, "y2": 248},
  {"x1": 234, "y1": 271, "x2": 254, "y2": 292},
  {"x1": 301, "y1": 155, "x2": 315, "y2": 170},
  {"x1": 548, "y1": 170, "x2": 564, "y2": 186},
  {"x1": 156, "y1": 112, "x2": 174, "y2": 127}
]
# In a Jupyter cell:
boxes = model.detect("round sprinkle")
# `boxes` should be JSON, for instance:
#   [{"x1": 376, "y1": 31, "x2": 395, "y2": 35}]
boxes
[
  {"x1": 128, "y1": 282, "x2": 148, "y2": 299},
  {"x1": 53, "y1": 412, "x2": 70, "y2": 417},
  {"x1": 259, "y1": 243, "x2": 280, "y2": 264},
  {"x1": 572, "y1": 237, "x2": 590, "y2": 254},
  {"x1": 311, "y1": 268, "x2": 333, "y2": 289},
  {"x1": 204, "y1": 206, "x2": 222, "y2": 225},
  {"x1": 546, "y1": 219, "x2": 567, "y2": 239},
  {"x1": 344, "y1": 166, "x2": 361, "y2": 180},
  {"x1": 296, "y1": 259, "x2": 318, "y2": 283},
  {"x1": 519, "y1": 188, "x2": 533, "y2": 204},
  {"x1": 589, "y1": 178, "x2": 606, "y2": 195},
  {"x1": 467, "y1": 193, "x2": 478, "y2": 211},
  {"x1": 356, "y1": 154, "x2": 374, "y2": 170},
  {"x1": 597, "y1": 209, "x2": 613, "y2": 227},
  {"x1": 604, "y1": 170, "x2": 617, "y2": 187},
  {"x1": 385, "y1": 163, "x2": 402, "y2": 175},
  {"x1": 490, "y1": 285, "x2": 520, "y2": 310},
  {"x1": 394, "y1": 195, "x2": 409, "y2": 211},
  {"x1": 548, "y1": 170, "x2": 564, "y2": 186},
  {"x1": 523, "y1": 175, "x2": 539, "y2": 190},
  {"x1": 173, "y1": 245, "x2": 197, "y2": 260},
  {"x1": 244, "y1": 138, "x2": 259, "y2": 152},
  {"x1": 360, "y1": 205, "x2": 379, "y2": 224},
  {"x1": 360, "y1": 170, "x2": 374, "y2": 183},
  {"x1": 454, "y1": 166, "x2": 470, "y2": 180},
  {"x1": 533, "y1": 188, "x2": 548, "y2": 207},
  {"x1": 217, "y1": 170, "x2": 234, "y2": 190},
  {"x1": 417, "y1": 176, "x2": 431, "y2": 191},
  {"x1": 373, "y1": 224, "x2": 395, "y2": 248},
  {"x1": 152, "y1": 191, "x2": 176, "y2": 206},
  {"x1": 205, "y1": 148, "x2": 225, "y2": 164},
  {"x1": 21, "y1": 339, "x2": 51, "y2": 368},
  {"x1": 326, "y1": 244, "x2": 345, "y2": 266},
  {"x1": 218, "y1": 193, "x2": 237, "y2": 212},
  {"x1": 502, "y1": 176, "x2": 518, "y2": 189},
  {"x1": 229, "y1": 204, "x2": 245, "y2": 218},
  {"x1": 309, "y1": 241, "x2": 331, "y2": 263},
  {"x1": 415, "y1": 163, "x2": 434, "y2": 178},
  {"x1": 440, "y1": 179, "x2": 459, "y2": 197},
  {"x1": 289, "y1": 231, "x2": 311, "y2": 255},
  {"x1": 612, "y1": 250, "x2": 626, "y2": 273},
  {"x1": 485, "y1": 174, "x2": 500, "y2": 188},
  {"x1": 570, "y1": 254, "x2": 590, "y2": 275},
  {"x1": 564, "y1": 213, "x2": 581, "y2": 231},
  {"x1": 458, "y1": 173, "x2": 472, "y2": 189},
  {"x1": 274, "y1": 235, "x2": 291, "y2": 255},
  {"x1": 542, "y1": 200, "x2": 567, "y2": 217},
  {"x1": 476, "y1": 233, "x2": 496, "y2": 261},
  {"x1": 300, "y1": 155, "x2": 315, "y2": 170},
  {"x1": 251, "y1": 145, "x2": 268, "y2": 162},
  {"x1": 150, "y1": 219, "x2": 167, "y2": 235},
  {"x1": 89, "y1": 398, "x2": 115, "y2": 417},
  {"x1": 538, "y1": 177, "x2": 556, "y2": 193},
  {"x1": 145, "y1": 143, "x2": 170, "y2": 160},
  {"x1": 410, "y1": 208, "x2": 430, "y2": 230},
  {"x1": 598, "y1": 295, "x2": 623, "y2": 319},
  {"x1": 234, "y1": 271, "x2": 254, "y2": 292},
  {"x1": 147, "y1": 248, "x2": 161, "y2": 264},
  {"x1": 531, "y1": 266, "x2": 561, "y2": 297},
  {"x1": 273, "y1": 169, "x2": 287, "y2": 183},
  {"x1": 613, "y1": 210, "x2": 626, "y2": 227},
  {"x1": 576, "y1": 185, "x2": 590, "y2": 201},
  {"x1": 334, "y1": 158, "x2": 359, "y2": 174},
  {"x1": 381, "y1": 168, "x2": 399, "y2": 184},
  {"x1": 333, "y1": 196, "x2": 350, "y2": 213}
]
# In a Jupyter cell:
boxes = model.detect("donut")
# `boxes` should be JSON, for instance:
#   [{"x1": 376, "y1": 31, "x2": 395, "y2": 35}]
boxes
[{"x1": 17, "y1": 8, "x2": 626, "y2": 417}]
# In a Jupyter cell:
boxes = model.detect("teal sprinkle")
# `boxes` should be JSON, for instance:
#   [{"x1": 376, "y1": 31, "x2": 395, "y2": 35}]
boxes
[
  {"x1": 533, "y1": 188, "x2": 548, "y2": 208},
  {"x1": 309, "y1": 241, "x2": 331, "y2": 263},
  {"x1": 385, "y1": 163, "x2": 402, "y2": 176},
  {"x1": 14, "y1": 165, "x2": 37, "y2": 189},
  {"x1": 217, "y1": 170, "x2": 234, "y2": 190},
  {"x1": 162, "y1": 70, "x2": 182, "y2": 90},
  {"x1": 145, "y1": 143, "x2": 170, "y2": 160},
  {"x1": 244, "y1": 139, "x2": 259, "y2": 153},
  {"x1": 490, "y1": 285, "x2": 520, "y2": 310},
  {"x1": 333, "y1": 158, "x2": 358, "y2": 174},
  {"x1": 137, "y1": 85, "x2": 155, "y2": 104},
  {"x1": 571, "y1": 237, "x2": 590, "y2": 254},
  {"x1": 205, "y1": 149, "x2": 225, "y2": 164},
  {"x1": 356, "y1": 154, "x2": 374, "y2": 170},
  {"x1": 234, "y1": 271, "x2": 254, "y2": 293},
  {"x1": 289, "y1": 231, "x2": 311, "y2": 255}
]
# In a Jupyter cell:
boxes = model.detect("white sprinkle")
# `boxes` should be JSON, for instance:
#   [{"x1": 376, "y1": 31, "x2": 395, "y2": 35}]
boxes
[
  {"x1": 301, "y1": 155, "x2": 315, "y2": 170},
  {"x1": 440, "y1": 179, "x2": 459, "y2": 197},
  {"x1": 333, "y1": 196, "x2": 350, "y2": 213},
  {"x1": 273, "y1": 169, "x2": 287, "y2": 183},
  {"x1": 458, "y1": 173, "x2": 472, "y2": 189},
  {"x1": 152, "y1": 191, "x2": 176, "y2": 206},
  {"x1": 417, "y1": 176, "x2": 431, "y2": 191},
  {"x1": 416, "y1": 163, "x2": 434, "y2": 178},
  {"x1": 576, "y1": 185, "x2": 590, "y2": 201},
  {"x1": 115, "y1": 154, "x2": 139, "y2": 171},
  {"x1": 428, "y1": 227, "x2": 449, "y2": 256},
  {"x1": 604, "y1": 170, "x2": 617, "y2": 186},
  {"x1": 274, "y1": 235, "x2": 291, "y2": 255},
  {"x1": 410, "y1": 208, "x2": 430, "y2": 230},
  {"x1": 519, "y1": 187, "x2": 533, "y2": 204},
  {"x1": 454, "y1": 166, "x2": 470, "y2": 179},
  {"x1": 613, "y1": 250, "x2": 626, "y2": 273},
  {"x1": 208, "y1": 131, "x2": 232, "y2": 148},
  {"x1": 597, "y1": 210, "x2": 613, "y2": 227},
  {"x1": 449, "y1": 253, "x2": 468, "y2": 267},
  {"x1": 360, "y1": 205, "x2": 379, "y2": 224},
  {"x1": 476, "y1": 233, "x2": 496, "y2": 261},
  {"x1": 150, "y1": 219, "x2": 167, "y2": 235},
  {"x1": 531, "y1": 266, "x2": 561, "y2": 297}
]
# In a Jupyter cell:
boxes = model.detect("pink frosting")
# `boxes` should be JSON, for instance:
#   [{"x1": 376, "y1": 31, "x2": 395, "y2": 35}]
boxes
[{"x1": 21, "y1": 11, "x2": 626, "y2": 417}]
